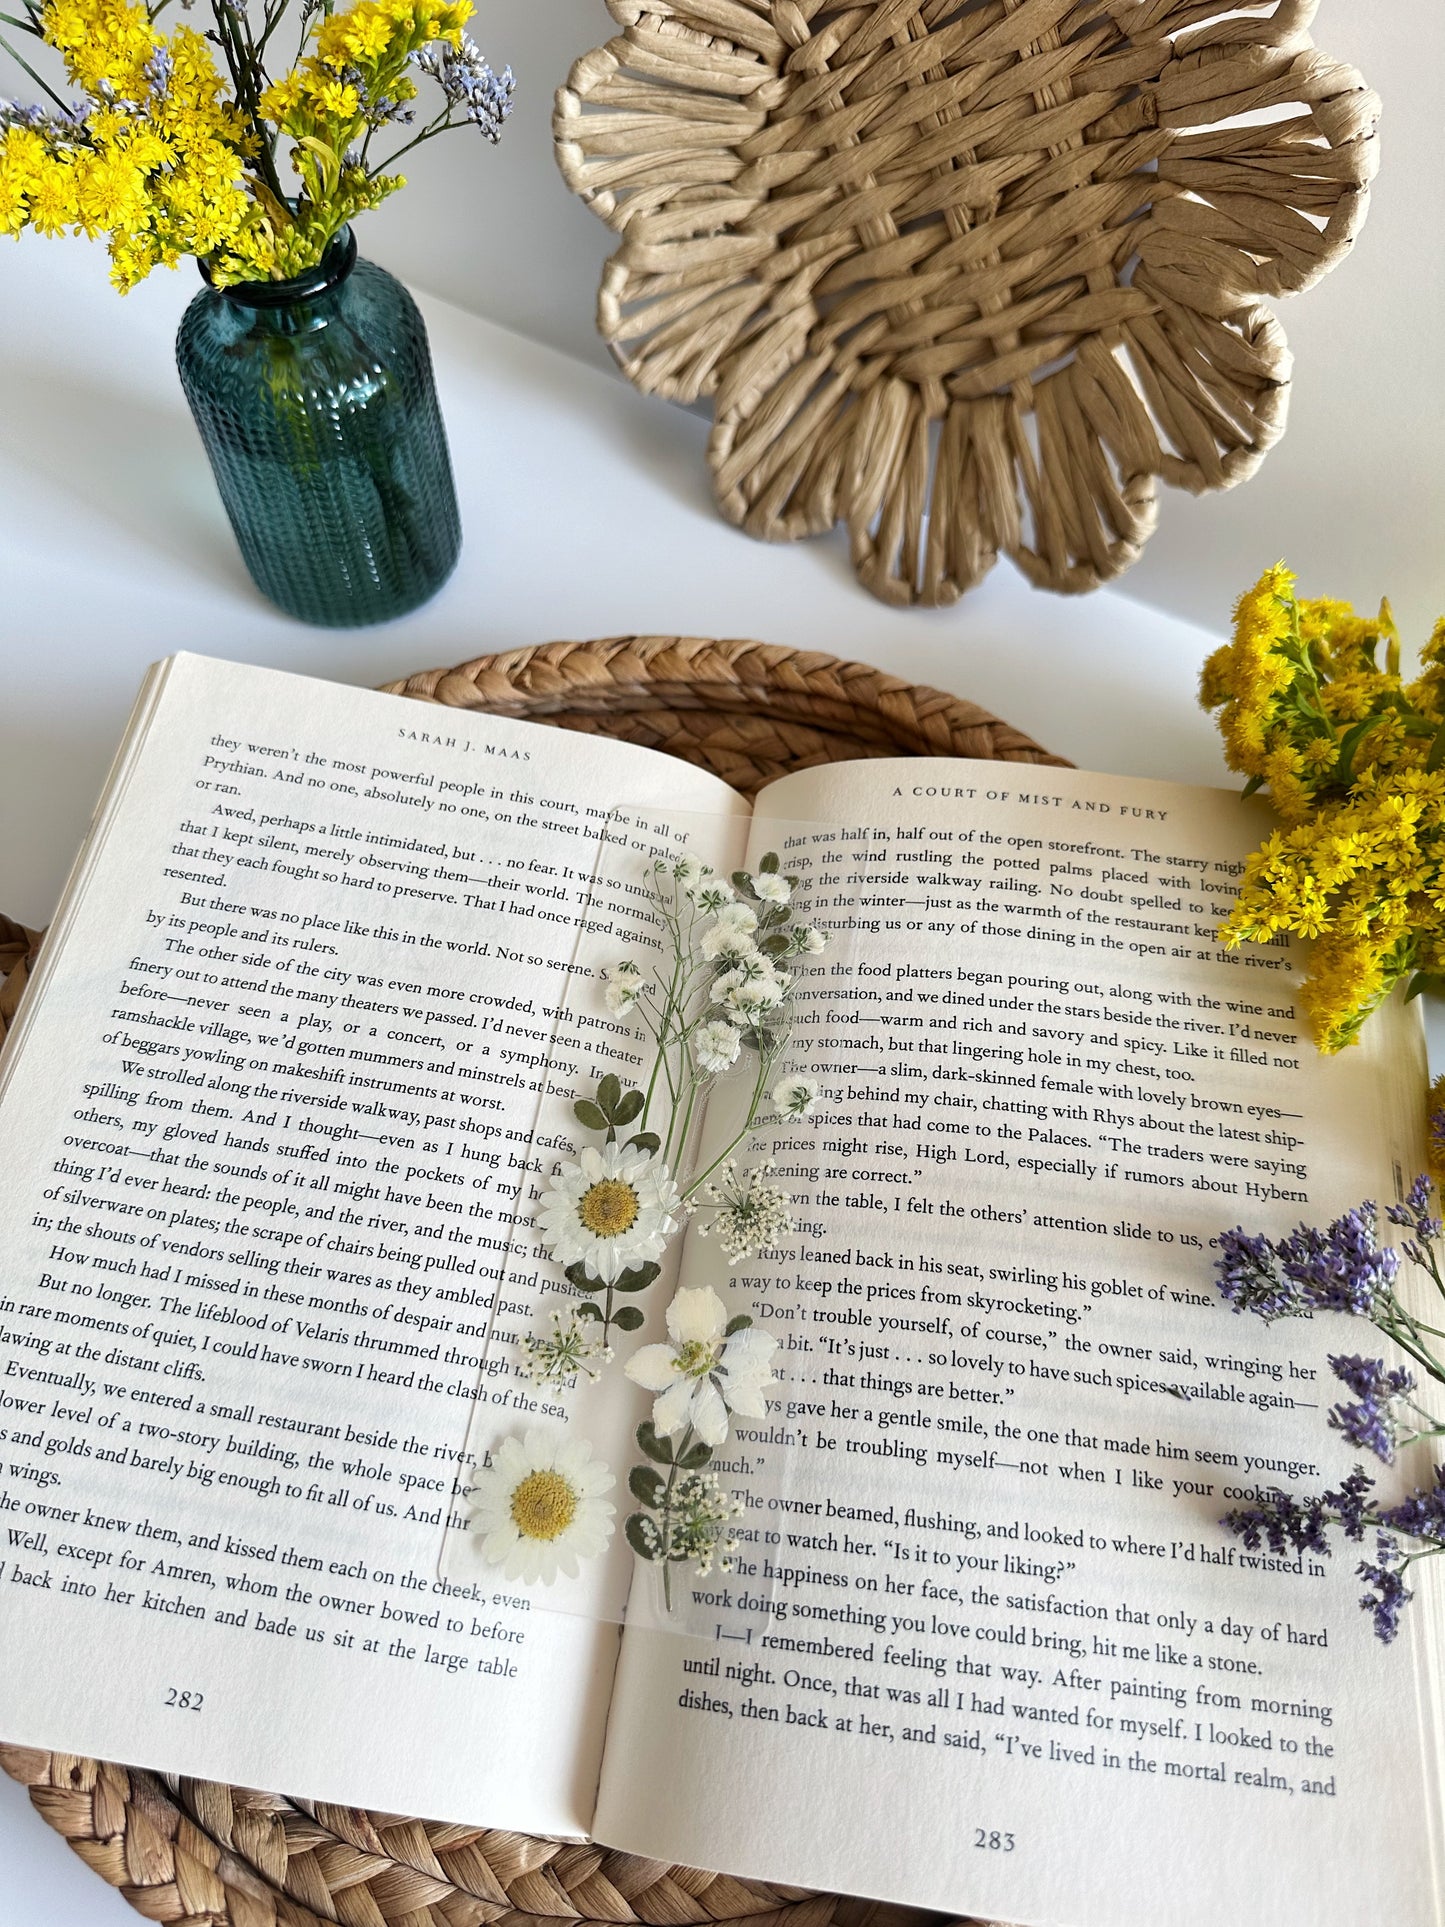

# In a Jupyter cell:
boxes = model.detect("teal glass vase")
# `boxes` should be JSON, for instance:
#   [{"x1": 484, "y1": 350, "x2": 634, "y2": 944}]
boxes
[{"x1": 176, "y1": 229, "x2": 461, "y2": 627}]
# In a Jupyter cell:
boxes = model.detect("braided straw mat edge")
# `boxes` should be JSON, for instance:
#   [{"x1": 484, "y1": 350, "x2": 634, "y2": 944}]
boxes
[{"x1": 1, "y1": 636, "x2": 1067, "y2": 1927}]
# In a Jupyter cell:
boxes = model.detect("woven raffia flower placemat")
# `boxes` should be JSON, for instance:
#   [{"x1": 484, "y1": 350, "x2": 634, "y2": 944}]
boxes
[
  {"x1": 555, "y1": 1, "x2": 1380, "y2": 607},
  {"x1": 0, "y1": 635, "x2": 1066, "y2": 1927}
]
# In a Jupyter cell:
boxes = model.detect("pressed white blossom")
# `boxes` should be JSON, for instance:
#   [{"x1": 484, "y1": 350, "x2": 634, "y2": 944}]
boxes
[
  {"x1": 519, "y1": 1305, "x2": 613, "y2": 1389},
  {"x1": 625, "y1": 1286, "x2": 779, "y2": 1445},
  {"x1": 694, "y1": 1157, "x2": 795, "y2": 1263},
  {"x1": 772, "y1": 1074, "x2": 820, "y2": 1118},
  {"x1": 671, "y1": 855, "x2": 706, "y2": 890},
  {"x1": 713, "y1": 901, "x2": 758, "y2": 938},
  {"x1": 713, "y1": 954, "x2": 781, "y2": 1000},
  {"x1": 752, "y1": 872, "x2": 791, "y2": 905},
  {"x1": 630, "y1": 1470, "x2": 743, "y2": 1579},
  {"x1": 537, "y1": 1141, "x2": 680, "y2": 1283},
  {"x1": 691, "y1": 879, "x2": 735, "y2": 913},
  {"x1": 700, "y1": 921, "x2": 757, "y2": 963},
  {"x1": 695, "y1": 1019, "x2": 742, "y2": 1074},
  {"x1": 718, "y1": 977, "x2": 784, "y2": 1025},
  {"x1": 789, "y1": 925, "x2": 827, "y2": 955},
  {"x1": 473, "y1": 1429, "x2": 615, "y2": 1584},
  {"x1": 602, "y1": 959, "x2": 645, "y2": 1014}
]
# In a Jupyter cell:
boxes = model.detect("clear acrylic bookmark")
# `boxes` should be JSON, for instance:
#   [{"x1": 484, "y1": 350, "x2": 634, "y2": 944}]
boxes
[{"x1": 432, "y1": 804, "x2": 881, "y2": 1644}]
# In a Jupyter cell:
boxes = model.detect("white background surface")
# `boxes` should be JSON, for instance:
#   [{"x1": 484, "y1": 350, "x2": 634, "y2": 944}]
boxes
[{"x1": 1, "y1": 2, "x2": 1443, "y2": 1921}]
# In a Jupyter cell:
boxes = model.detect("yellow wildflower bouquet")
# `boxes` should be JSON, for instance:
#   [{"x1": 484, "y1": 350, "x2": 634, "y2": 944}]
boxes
[
  {"x1": 1201, "y1": 566, "x2": 1445, "y2": 1053},
  {"x1": 0, "y1": 0, "x2": 511, "y2": 289}
]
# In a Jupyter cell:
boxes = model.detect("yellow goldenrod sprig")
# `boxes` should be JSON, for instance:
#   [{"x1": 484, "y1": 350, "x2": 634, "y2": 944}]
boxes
[
  {"x1": 0, "y1": 0, "x2": 511, "y2": 287},
  {"x1": 1202, "y1": 568, "x2": 1445, "y2": 1053}
]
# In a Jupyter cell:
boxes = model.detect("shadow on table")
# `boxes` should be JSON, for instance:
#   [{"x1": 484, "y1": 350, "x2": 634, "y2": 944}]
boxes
[{"x1": 5, "y1": 359, "x2": 252, "y2": 593}]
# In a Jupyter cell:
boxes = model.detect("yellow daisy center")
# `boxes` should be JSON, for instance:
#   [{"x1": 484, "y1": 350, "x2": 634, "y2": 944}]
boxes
[
  {"x1": 578, "y1": 1178, "x2": 639, "y2": 1238},
  {"x1": 510, "y1": 1469, "x2": 578, "y2": 1542}
]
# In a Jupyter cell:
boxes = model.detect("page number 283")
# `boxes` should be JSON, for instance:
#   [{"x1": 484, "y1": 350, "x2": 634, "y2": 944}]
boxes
[
  {"x1": 164, "y1": 1688, "x2": 205, "y2": 1713},
  {"x1": 974, "y1": 1830, "x2": 1014, "y2": 1852}
]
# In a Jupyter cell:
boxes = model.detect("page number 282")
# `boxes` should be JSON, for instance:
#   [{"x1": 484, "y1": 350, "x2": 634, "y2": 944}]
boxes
[
  {"x1": 974, "y1": 1830, "x2": 1014, "y2": 1852},
  {"x1": 164, "y1": 1688, "x2": 205, "y2": 1713}
]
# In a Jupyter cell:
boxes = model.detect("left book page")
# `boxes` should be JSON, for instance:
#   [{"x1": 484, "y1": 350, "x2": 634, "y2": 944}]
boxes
[{"x1": 0, "y1": 653, "x2": 750, "y2": 1832}]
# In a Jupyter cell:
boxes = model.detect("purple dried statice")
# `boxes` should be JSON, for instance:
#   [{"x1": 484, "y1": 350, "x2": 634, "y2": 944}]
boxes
[
  {"x1": 1357, "y1": 1534, "x2": 1412, "y2": 1643},
  {"x1": 1378, "y1": 1464, "x2": 1445, "y2": 1546},
  {"x1": 1327, "y1": 1354, "x2": 1417, "y2": 1463},
  {"x1": 1214, "y1": 1203, "x2": 1399, "y2": 1321},
  {"x1": 1276, "y1": 1203, "x2": 1399, "y2": 1316},
  {"x1": 1223, "y1": 1487, "x2": 1332, "y2": 1561},
  {"x1": 1322, "y1": 1466, "x2": 1377, "y2": 1541},
  {"x1": 1213, "y1": 1226, "x2": 1300, "y2": 1320},
  {"x1": 412, "y1": 41, "x2": 514, "y2": 139},
  {"x1": 1385, "y1": 1172, "x2": 1442, "y2": 1266}
]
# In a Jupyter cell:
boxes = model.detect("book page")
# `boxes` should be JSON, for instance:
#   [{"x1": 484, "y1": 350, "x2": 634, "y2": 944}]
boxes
[
  {"x1": 594, "y1": 759, "x2": 1441, "y2": 1927},
  {"x1": 0, "y1": 654, "x2": 748, "y2": 1833}
]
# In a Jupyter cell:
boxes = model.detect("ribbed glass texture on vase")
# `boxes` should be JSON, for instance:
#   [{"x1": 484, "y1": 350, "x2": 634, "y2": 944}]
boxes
[{"x1": 176, "y1": 230, "x2": 461, "y2": 627}]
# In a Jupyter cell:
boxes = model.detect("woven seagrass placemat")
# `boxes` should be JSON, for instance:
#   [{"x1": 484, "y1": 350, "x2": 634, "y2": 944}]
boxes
[{"x1": 1, "y1": 635, "x2": 1067, "y2": 1927}]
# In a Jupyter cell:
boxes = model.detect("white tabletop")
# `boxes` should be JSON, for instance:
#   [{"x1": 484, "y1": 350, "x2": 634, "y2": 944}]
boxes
[{"x1": 0, "y1": 215, "x2": 1431, "y2": 1920}]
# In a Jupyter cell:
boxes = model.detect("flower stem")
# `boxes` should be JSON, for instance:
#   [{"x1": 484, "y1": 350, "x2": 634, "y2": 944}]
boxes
[{"x1": 0, "y1": 29, "x2": 70, "y2": 108}]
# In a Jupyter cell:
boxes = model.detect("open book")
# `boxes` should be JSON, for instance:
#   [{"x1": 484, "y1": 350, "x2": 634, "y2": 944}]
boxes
[{"x1": 0, "y1": 655, "x2": 1439, "y2": 1927}]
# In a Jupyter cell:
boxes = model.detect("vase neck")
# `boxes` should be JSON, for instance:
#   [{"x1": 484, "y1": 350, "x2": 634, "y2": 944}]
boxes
[{"x1": 208, "y1": 227, "x2": 358, "y2": 329}]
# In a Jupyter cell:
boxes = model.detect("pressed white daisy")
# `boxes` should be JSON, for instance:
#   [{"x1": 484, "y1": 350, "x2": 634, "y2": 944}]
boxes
[
  {"x1": 772, "y1": 1074, "x2": 820, "y2": 1118},
  {"x1": 694, "y1": 1019, "x2": 742, "y2": 1075},
  {"x1": 713, "y1": 901, "x2": 758, "y2": 938},
  {"x1": 537, "y1": 1141, "x2": 680, "y2": 1283},
  {"x1": 699, "y1": 921, "x2": 756, "y2": 964},
  {"x1": 752, "y1": 872, "x2": 791, "y2": 905},
  {"x1": 473, "y1": 1428, "x2": 615, "y2": 1584},
  {"x1": 625, "y1": 1286, "x2": 779, "y2": 1445}
]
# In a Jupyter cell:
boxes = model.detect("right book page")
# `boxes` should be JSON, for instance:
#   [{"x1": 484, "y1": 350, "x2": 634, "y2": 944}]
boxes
[{"x1": 594, "y1": 759, "x2": 1443, "y2": 1927}]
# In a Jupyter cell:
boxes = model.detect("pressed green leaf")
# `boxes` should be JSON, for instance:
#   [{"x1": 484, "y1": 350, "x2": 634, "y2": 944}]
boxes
[
  {"x1": 760, "y1": 933, "x2": 791, "y2": 956},
  {"x1": 597, "y1": 1073, "x2": 623, "y2": 1118},
  {"x1": 576, "y1": 1300, "x2": 603, "y2": 1321},
  {"x1": 758, "y1": 852, "x2": 780, "y2": 874},
  {"x1": 626, "y1": 1513, "x2": 658, "y2": 1559},
  {"x1": 784, "y1": 875, "x2": 800, "y2": 890},
  {"x1": 573, "y1": 1099, "x2": 608, "y2": 1132},
  {"x1": 724, "y1": 1314, "x2": 752, "y2": 1336},
  {"x1": 731, "y1": 871, "x2": 759, "y2": 899},
  {"x1": 637, "y1": 1421, "x2": 674, "y2": 1464},
  {"x1": 613, "y1": 1304, "x2": 645, "y2": 1332},
  {"x1": 565, "y1": 1261, "x2": 603, "y2": 1294},
  {"x1": 627, "y1": 1131, "x2": 662, "y2": 1155},
  {"x1": 613, "y1": 1090, "x2": 645, "y2": 1127},
  {"x1": 614, "y1": 1261, "x2": 661, "y2": 1293},
  {"x1": 677, "y1": 1440, "x2": 713, "y2": 1470},
  {"x1": 629, "y1": 1465, "x2": 665, "y2": 1506}
]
